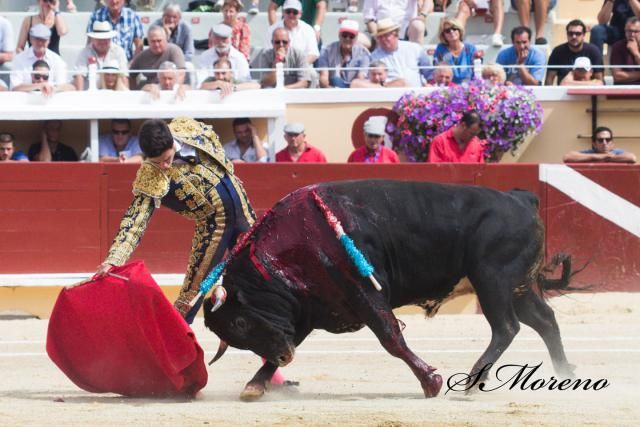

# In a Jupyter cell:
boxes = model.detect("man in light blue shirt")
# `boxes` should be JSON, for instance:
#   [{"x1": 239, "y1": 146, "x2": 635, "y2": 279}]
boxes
[
  {"x1": 496, "y1": 26, "x2": 546, "y2": 86},
  {"x1": 99, "y1": 119, "x2": 143, "y2": 163}
]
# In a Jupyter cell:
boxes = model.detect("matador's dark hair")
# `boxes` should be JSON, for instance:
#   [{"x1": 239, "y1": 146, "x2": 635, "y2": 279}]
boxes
[{"x1": 138, "y1": 119, "x2": 174, "y2": 158}]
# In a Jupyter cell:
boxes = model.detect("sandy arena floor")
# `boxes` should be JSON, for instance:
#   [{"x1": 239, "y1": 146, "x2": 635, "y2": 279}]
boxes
[{"x1": 0, "y1": 293, "x2": 638, "y2": 426}]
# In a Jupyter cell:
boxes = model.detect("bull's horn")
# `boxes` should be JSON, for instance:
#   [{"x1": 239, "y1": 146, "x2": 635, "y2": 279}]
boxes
[
  {"x1": 208, "y1": 340, "x2": 229, "y2": 365},
  {"x1": 210, "y1": 285, "x2": 227, "y2": 313}
]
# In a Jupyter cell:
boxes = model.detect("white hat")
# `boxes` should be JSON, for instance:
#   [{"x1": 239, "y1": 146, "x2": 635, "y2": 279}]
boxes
[
  {"x1": 284, "y1": 122, "x2": 305, "y2": 134},
  {"x1": 102, "y1": 59, "x2": 120, "y2": 71},
  {"x1": 29, "y1": 24, "x2": 51, "y2": 40},
  {"x1": 282, "y1": 0, "x2": 302, "y2": 11},
  {"x1": 363, "y1": 116, "x2": 388, "y2": 135},
  {"x1": 573, "y1": 56, "x2": 592, "y2": 71},
  {"x1": 212, "y1": 23, "x2": 232, "y2": 39},
  {"x1": 339, "y1": 19, "x2": 359, "y2": 35},
  {"x1": 88, "y1": 21, "x2": 117, "y2": 39}
]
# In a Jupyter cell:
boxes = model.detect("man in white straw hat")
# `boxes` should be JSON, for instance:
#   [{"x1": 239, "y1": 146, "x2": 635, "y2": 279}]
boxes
[
  {"x1": 370, "y1": 17, "x2": 433, "y2": 87},
  {"x1": 74, "y1": 21, "x2": 128, "y2": 90},
  {"x1": 363, "y1": 0, "x2": 432, "y2": 46},
  {"x1": 318, "y1": 19, "x2": 371, "y2": 88}
]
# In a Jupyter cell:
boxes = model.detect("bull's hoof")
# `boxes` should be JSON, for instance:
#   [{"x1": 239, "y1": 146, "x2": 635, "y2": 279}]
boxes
[
  {"x1": 423, "y1": 373, "x2": 443, "y2": 398},
  {"x1": 239, "y1": 383, "x2": 265, "y2": 402}
]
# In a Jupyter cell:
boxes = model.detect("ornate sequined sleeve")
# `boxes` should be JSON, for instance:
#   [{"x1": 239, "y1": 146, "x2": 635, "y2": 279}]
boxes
[{"x1": 104, "y1": 194, "x2": 156, "y2": 266}]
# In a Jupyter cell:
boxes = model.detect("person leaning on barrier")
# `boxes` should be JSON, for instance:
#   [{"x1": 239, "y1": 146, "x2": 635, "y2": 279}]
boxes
[
  {"x1": 610, "y1": 16, "x2": 640, "y2": 85},
  {"x1": 28, "y1": 120, "x2": 78, "y2": 162},
  {"x1": 141, "y1": 61, "x2": 190, "y2": 101},
  {"x1": 200, "y1": 58, "x2": 260, "y2": 98},
  {"x1": 276, "y1": 122, "x2": 327, "y2": 162},
  {"x1": 317, "y1": 19, "x2": 371, "y2": 88},
  {"x1": 99, "y1": 119, "x2": 143, "y2": 163},
  {"x1": 223, "y1": 117, "x2": 268, "y2": 162},
  {"x1": 350, "y1": 60, "x2": 408, "y2": 88},
  {"x1": 560, "y1": 56, "x2": 604, "y2": 86},
  {"x1": 545, "y1": 19, "x2": 604, "y2": 86},
  {"x1": 74, "y1": 20, "x2": 128, "y2": 91},
  {"x1": 347, "y1": 116, "x2": 399, "y2": 163},
  {"x1": 0, "y1": 132, "x2": 29, "y2": 162},
  {"x1": 97, "y1": 59, "x2": 129, "y2": 90},
  {"x1": 563, "y1": 126, "x2": 637, "y2": 164},
  {"x1": 12, "y1": 59, "x2": 75, "y2": 95},
  {"x1": 250, "y1": 27, "x2": 311, "y2": 89},
  {"x1": 153, "y1": 3, "x2": 195, "y2": 62},
  {"x1": 496, "y1": 26, "x2": 546, "y2": 86}
]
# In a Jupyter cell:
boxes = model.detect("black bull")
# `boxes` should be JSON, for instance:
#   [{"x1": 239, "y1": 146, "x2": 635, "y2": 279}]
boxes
[{"x1": 204, "y1": 180, "x2": 575, "y2": 400}]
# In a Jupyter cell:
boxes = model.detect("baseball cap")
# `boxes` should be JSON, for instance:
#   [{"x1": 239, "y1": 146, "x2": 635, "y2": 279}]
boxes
[
  {"x1": 339, "y1": 19, "x2": 359, "y2": 36},
  {"x1": 282, "y1": 0, "x2": 302, "y2": 11},
  {"x1": 284, "y1": 122, "x2": 304, "y2": 134},
  {"x1": 363, "y1": 116, "x2": 387, "y2": 135},
  {"x1": 29, "y1": 24, "x2": 51, "y2": 40},
  {"x1": 573, "y1": 56, "x2": 592, "y2": 71}
]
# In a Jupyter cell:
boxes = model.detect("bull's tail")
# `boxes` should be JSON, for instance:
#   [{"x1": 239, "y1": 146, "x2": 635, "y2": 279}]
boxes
[{"x1": 536, "y1": 252, "x2": 591, "y2": 294}]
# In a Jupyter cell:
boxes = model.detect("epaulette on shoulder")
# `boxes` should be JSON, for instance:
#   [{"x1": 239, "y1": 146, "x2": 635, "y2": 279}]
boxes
[{"x1": 132, "y1": 162, "x2": 170, "y2": 200}]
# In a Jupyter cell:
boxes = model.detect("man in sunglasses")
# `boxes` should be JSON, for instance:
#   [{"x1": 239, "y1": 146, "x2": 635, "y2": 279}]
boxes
[
  {"x1": 9, "y1": 24, "x2": 68, "y2": 90},
  {"x1": 318, "y1": 19, "x2": 370, "y2": 88},
  {"x1": 251, "y1": 27, "x2": 311, "y2": 88},
  {"x1": 12, "y1": 59, "x2": 74, "y2": 95},
  {"x1": 267, "y1": 0, "x2": 319, "y2": 64},
  {"x1": 563, "y1": 126, "x2": 636, "y2": 163},
  {"x1": 610, "y1": 16, "x2": 640, "y2": 84},
  {"x1": 545, "y1": 19, "x2": 604, "y2": 85},
  {"x1": 99, "y1": 119, "x2": 143, "y2": 163}
]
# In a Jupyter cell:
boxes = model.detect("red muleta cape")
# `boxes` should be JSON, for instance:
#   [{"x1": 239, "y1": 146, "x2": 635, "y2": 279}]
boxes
[{"x1": 46, "y1": 261, "x2": 208, "y2": 397}]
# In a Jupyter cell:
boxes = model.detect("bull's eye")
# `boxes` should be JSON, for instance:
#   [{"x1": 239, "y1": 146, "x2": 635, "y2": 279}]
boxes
[{"x1": 234, "y1": 316, "x2": 248, "y2": 332}]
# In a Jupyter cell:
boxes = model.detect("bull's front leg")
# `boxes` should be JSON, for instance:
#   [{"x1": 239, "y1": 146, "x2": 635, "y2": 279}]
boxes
[{"x1": 240, "y1": 361, "x2": 278, "y2": 401}]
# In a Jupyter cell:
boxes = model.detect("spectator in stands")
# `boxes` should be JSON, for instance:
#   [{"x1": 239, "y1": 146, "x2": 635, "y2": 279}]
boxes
[
  {"x1": 563, "y1": 126, "x2": 636, "y2": 163},
  {"x1": 99, "y1": 119, "x2": 143, "y2": 163},
  {"x1": 141, "y1": 61, "x2": 190, "y2": 101},
  {"x1": 13, "y1": 59, "x2": 75, "y2": 94},
  {"x1": 318, "y1": 19, "x2": 371, "y2": 88},
  {"x1": 350, "y1": 60, "x2": 408, "y2": 87},
  {"x1": 454, "y1": 0, "x2": 505, "y2": 47},
  {"x1": 0, "y1": 132, "x2": 29, "y2": 162},
  {"x1": 269, "y1": 0, "x2": 327, "y2": 43},
  {"x1": 10, "y1": 24, "x2": 68, "y2": 90},
  {"x1": 590, "y1": 0, "x2": 638, "y2": 55},
  {"x1": 154, "y1": 3, "x2": 195, "y2": 62},
  {"x1": 250, "y1": 27, "x2": 311, "y2": 88},
  {"x1": 481, "y1": 63, "x2": 507, "y2": 84},
  {"x1": 545, "y1": 19, "x2": 604, "y2": 86},
  {"x1": 276, "y1": 122, "x2": 327, "y2": 162},
  {"x1": 496, "y1": 26, "x2": 545, "y2": 86},
  {"x1": 130, "y1": 25, "x2": 186, "y2": 90},
  {"x1": 16, "y1": 0, "x2": 68, "y2": 56},
  {"x1": 363, "y1": 0, "x2": 432, "y2": 47},
  {"x1": 200, "y1": 58, "x2": 260, "y2": 97},
  {"x1": 610, "y1": 16, "x2": 640, "y2": 85},
  {"x1": 98, "y1": 60, "x2": 129, "y2": 90},
  {"x1": 267, "y1": 0, "x2": 320, "y2": 64},
  {"x1": 559, "y1": 56, "x2": 604, "y2": 86},
  {"x1": 224, "y1": 117, "x2": 268, "y2": 162},
  {"x1": 428, "y1": 64, "x2": 456, "y2": 86},
  {"x1": 221, "y1": 0, "x2": 251, "y2": 60},
  {"x1": 433, "y1": 17, "x2": 477, "y2": 84},
  {"x1": 198, "y1": 24, "x2": 251, "y2": 86},
  {"x1": 74, "y1": 21, "x2": 128, "y2": 91},
  {"x1": 370, "y1": 18, "x2": 432, "y2": 87},
  {"x1": 428, "y1": 110, "x2": 485, "y2": 163},
  {"x1": 347, "y1": 116, "x2": 399, "y2": 163},
  {"x1": 87, "y1": 0, "x2": 144, "y2": 61},
  {"x1": 28, "y1": 120, "x2": 78, "y2": 162},
  {"x1": 511, "y1": 0, "x2": 557, "y2": 45},
  {"x1": 0, "y1": 15, "x2": 15, "y2": 88}
]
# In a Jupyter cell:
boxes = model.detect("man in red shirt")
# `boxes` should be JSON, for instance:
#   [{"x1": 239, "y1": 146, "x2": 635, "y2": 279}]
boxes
[
  {"x1": 275, "y1": 122, "x2": 327, "y2": 162},
  {"x1": 348, "y1": 116, "x2": 399, "y2": 163},
  {"x1": 428, "y1": 111, "x2": 486, "y2": 163}
]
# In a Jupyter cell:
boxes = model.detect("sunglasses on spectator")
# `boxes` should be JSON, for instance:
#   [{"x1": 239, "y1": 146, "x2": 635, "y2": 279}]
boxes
[
  {"x1": 567, "y1": 31, "x2": 583, "y2": 37},
  {"x1": 595, "y1": 137, "x2": 612, "y2": 143},
  {"x1": 272, "y1": 39, "x2": 289, "y2": 45},
  {"x1": 442, "y1": 27, "x2": 458, "y2": 34},
  {"x1": 284, "y1": 9, "x2": 299, "y2": 15},
  {"x1": 112, "y1": 129, "x2": 130, "y2": 135},
  {"x1": 340, "y1": 32, "x2": 356, "y2": 39},
  {"x1": 33, "y1": 73, "x2": 49, "y2": 81}
]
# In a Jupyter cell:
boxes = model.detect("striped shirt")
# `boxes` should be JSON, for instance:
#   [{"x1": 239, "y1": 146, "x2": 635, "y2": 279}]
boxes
[{"x1": 87, "y1": 7, "x2": 144, "y2": 60}]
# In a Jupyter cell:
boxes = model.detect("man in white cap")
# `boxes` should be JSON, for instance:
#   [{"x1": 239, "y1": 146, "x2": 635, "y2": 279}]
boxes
[
  {"x1": 348, "y1": 116, "x2": 399, "y2": 163},
  {"x1": 560, "y1": 56, "x2": 603, "y2": 86},
  {"x1": 350, "y1": 60, "x2": 408, "y2": 88},
  {"x1": 197, "y1": 23, "x2": 250, "y2": 86},
  {"x1": 74, "y1": 21, "x2": 129, "y2": 91},
  {"x1": 10, "y1": 24, "x2": 68, "y2": 90},
  {"x1": 370, "y1": 18, "x2": 433, "y2": 87},
  {"x1": 267, "y1": 0, "x2": 319, "y2": 64},
  {"x1": 318, "y1": 19, "x2": 371, "y2": 88},
  {"x1": 276, "y1": 122, "x2": 327, "y2": 162},
  {"x1": 268, "y1": 0, "x2": 326, "y2": 43},
  {"x1": 129, "y1": 24, "x2": 186, "y2": 90}
]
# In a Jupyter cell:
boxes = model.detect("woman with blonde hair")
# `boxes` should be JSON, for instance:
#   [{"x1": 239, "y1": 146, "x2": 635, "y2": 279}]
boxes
[
  {"x1": 433, "y1": 17, "x2": 478, "y2": 84},
  {"x1": 98, "y1": 61, "x2": 129, "y2": 91},
  {"x1": 481, "y1": 63, "x2": 507, "y2": 85},
  {"x1": 16, "y1": 0, "x2": 69, "y2": 55},
  {"x1": 220, "y1": 0, "x2": 251, "y2": 60}
]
